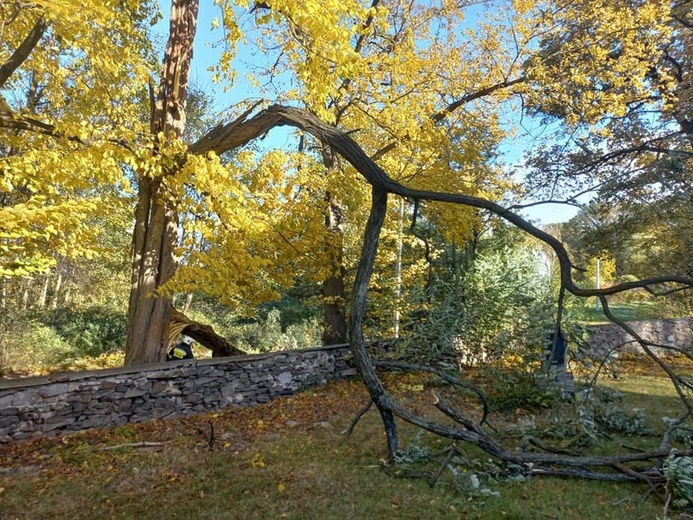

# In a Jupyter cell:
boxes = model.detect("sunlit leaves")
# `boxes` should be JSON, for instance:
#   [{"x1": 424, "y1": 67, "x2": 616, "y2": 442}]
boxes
[
  {"x1": 0, "y1": 139, "x2": 133, "y2": 275},
  {"x1": 524, "y1": 0, "x2": 676, "y2": 125},
  {"x1": 0, "y1": 0, "x2": 157, "y2": 276}
]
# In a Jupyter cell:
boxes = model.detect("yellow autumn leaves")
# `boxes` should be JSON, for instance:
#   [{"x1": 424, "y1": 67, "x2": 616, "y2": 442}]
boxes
[
  {"x1": 0, "y1": 0, "x2": 155, "y2": 276},
  {"x1": 523, "y1": 0, "x2": 676, "y2": 126},
  {"x1": 2, "y1": 0, "x2": 684, "y2": 325}
]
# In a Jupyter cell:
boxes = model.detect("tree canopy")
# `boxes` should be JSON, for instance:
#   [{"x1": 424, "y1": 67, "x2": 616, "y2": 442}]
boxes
[{"x1": 1, "y1": 0, "x2": 692, "y2": 485}]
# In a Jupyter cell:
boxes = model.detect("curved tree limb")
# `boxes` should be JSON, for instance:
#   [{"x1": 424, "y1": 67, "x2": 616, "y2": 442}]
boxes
[
  {"x1": 169, "y1": 308, "x2": 247, "y2": 357},
  {"x1": 190, "y1": 104, "x2": 693, "y2": 302},
  {"x1": 190, "y1": 104, "x2": 692, "y2": 481},
  {"x1": 341, "y1": 399, "x2": 374, "y2": 436}
]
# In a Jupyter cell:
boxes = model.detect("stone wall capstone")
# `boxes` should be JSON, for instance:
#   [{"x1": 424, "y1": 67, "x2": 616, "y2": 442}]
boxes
[{"x1": 0, "y1": 344, "x2": 356, "y2": 443}]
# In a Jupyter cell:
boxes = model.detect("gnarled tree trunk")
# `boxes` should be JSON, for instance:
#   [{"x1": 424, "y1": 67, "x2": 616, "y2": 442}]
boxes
[{"x1": 124, "y1": 0, "x2": 199, "y2": 365}]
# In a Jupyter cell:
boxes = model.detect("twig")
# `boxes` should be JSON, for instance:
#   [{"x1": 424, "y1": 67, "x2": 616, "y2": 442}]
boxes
[
  {"x1": 524, "y1": 436, "x2": 580, "y2": 457},
  {"x1": 528, "y1": 467, "x2": 661, "y2": 481},
  {"x1": 342, "y1": 399, "x2": 374, "y2": 436},
  {"x1": 659, "y1": 412, "x2": 691, "y2": 452},
  {"x1": 195, "y1": 419, "x2": 215, "y2": 451},
  {"x1": 429, "y1": 445, "x2": 458, "y2": 487},
  {"x1": 99, "y1": 442, "x2": 166, "y2": 451},
  {"x1": 611, "y1": 462, "x2": 660, "y2": 492},
  {"x1": 621, "y1": 444, "x2": 648, "y2": 453}
]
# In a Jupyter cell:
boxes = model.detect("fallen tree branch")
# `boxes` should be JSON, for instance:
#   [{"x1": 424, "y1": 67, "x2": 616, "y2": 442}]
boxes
[
  {"x1": 522, "y1": 437, "x2": 581, "y2": 457},
  {"x1": 527, "y1": 467, "x2": 663, "y2": 482},
  {"x1": 99, "y1": 442, "x2": 167, "y2": 451},
  {"x1": 432, "y1": 391, "x2": 490, "y2": 438},
  {"x1": 342, "y1": 399, "x2": 374, "y2": 436},
  {"x1": 373, "y1": 360, "x2": 489, "y2": 425},
  {"x1": 169, "y1": 308, "x2": 246, "y2": 357},
  {"x1": 428, "y1": 445, "x2": 458, "y2": 487}
]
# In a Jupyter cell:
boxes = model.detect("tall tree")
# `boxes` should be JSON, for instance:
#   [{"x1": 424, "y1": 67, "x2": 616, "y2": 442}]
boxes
[
  {"x1": 125, "y1": 0, "x2": 200, "y2": 364},
  {"x1": 235, "y1": 0, "x2": 537, "y2": 341},
  {"x1": 521, "y1": 0, "x2": 692, "y2": 278}
]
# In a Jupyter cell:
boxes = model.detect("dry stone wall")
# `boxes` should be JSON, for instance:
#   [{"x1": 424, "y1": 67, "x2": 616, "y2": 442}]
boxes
[
  {"x1": 0, "y1": 345, "x2": 355, "y2": 443},
  {"x1": 585, "y1": 317, "x2": 693, "y2": 358},
  {"x1": 1, "y1": 319, "x2": 690, "y2": 443}
]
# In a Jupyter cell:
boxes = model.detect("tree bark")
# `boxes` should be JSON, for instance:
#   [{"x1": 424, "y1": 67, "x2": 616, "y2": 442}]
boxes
[
  {"x1": 322, "y1": 191, "x2": 348, "y2": 344},
  {"x1": 320, "y1": 144, "x2": 348, "y2": 345},
  {"x1": 182, "y1": 292, "x2": 193, "y2": 313},
  {"x1": 348, "y1": 186, "x2": 400, "y2": 459},
  {"x1": 0, "y1": 15, "x2": 46, "y2": 88},
  {"x1": 124, "y1": 0, "x2": 198, "y2": 365},
  {"x1": 38, "y1": 275, "x2": 48, "y2": 309},
  {"x1": 169, "y1": 308, "x2": 246, "y2": 357}
]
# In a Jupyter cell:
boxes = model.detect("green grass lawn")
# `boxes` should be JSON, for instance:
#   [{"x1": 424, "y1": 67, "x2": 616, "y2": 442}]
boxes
[
  {"x1": 570, "y1": 301, "x2": 670, "y2": 325},
  {"x1": 1, "y1": 363, "x2": 691, "y2": 520}
]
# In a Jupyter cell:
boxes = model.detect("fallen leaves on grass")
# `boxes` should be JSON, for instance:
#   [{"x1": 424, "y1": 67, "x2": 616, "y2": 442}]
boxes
[{"x1": 0, "y1": 379, "x2": 370, "y2": 478}]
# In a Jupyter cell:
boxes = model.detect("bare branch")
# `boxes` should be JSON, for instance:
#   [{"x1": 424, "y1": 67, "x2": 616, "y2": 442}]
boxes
[
  {"x1": 342, "y1": 399, "x2": 374, "y2": 436},
  {"x1": 0, "y1": 15, "x2": 46, "y2": 88},
  {"x1": 99, "y1": 442, "x2": 167, "y2": 451},
  {"x1": 371, "y1": 76, "x2": 526, "y2": 161},
  {"x1": 600, "y1": 297, "x2": 693, "y2": 416},
  {"x1": 0, "y1": 110, "x2": 135, "y2": 151},
  {"x1": 374, "y1": 359, "x2": 489, "y2": 425}
]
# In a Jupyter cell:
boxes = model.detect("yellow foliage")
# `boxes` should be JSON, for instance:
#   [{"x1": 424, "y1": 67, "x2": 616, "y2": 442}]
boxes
[
  {"x1": 0, "y1": 0, "x2": 155, "y2": 276},
  {"x1": 585, "y1": 251, "x2": 617, "y2": 286},
  {"x1": 3, "y1": 0, "x2": 678, "y2": 333},
  {"x1": 523, "y1": 0, "x2": 675, "y2": 125}
]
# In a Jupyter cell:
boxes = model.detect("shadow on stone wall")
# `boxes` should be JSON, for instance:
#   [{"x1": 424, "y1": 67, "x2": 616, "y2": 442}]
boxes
[{"x1": 0, "y1": 344, "x2": 356, "y2": 443}]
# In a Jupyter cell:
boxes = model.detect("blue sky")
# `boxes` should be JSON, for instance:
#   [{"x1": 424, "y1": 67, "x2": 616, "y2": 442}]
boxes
[{"x1": 154, "y1": 1, "x2": 580, "y2": 225}]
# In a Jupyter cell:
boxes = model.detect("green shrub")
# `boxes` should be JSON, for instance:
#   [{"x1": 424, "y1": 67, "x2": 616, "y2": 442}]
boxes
[
  {"x1": 1, "y1": 320, "x2": 75, "y2": 373},
  {"x1": 485, "y1": 369, "x2": 557, "y2": 412},
  {"x1": 664, "y1": 455, "x2": 693, "y2": 513},
  {"x1": 187, "y1": 304, "x2": 322, "y2": 354},
  {"x1": 397, "y1": 237, "x2": 555, "y2": 368},
  {"x1": 49, "y1": 307, "x2": 128, "y2": 358}
]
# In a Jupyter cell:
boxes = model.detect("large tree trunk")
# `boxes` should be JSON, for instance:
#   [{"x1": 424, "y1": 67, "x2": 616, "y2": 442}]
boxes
[
  {"x1": 124, "y1": 0, "x2": 199, "y2": 365},
  {"x1": 321, "y1": 145, "x2": 348, "y2": 345},
  {"x1": 125, "y1": 178, "x2": 180, "y2": 365},
  {"x1": 322, "y1": 191, "x2": 348, "y2": 344}
]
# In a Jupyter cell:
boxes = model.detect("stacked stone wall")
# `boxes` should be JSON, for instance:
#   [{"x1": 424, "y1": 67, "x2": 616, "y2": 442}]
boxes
[
  {"x1": 0, "y1": 345, "x2": 355, "y2": 443},
  {"x1": 1, "y1": 319, "x2": 690, "y2": 443},
  {"x1": 586, "y1": 317, "x2": 693, "y2": 358}
]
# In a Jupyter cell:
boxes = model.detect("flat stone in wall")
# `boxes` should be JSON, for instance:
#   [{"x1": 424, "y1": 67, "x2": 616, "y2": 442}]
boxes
[{"x1": 0, "y1": 344, "x2": 355, "y2": 443}]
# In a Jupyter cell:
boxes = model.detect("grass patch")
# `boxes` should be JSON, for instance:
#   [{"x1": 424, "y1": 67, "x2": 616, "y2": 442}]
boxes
[
  {"x1": 1, "y1": 365, "x2": 691, "y2": 519},
  {"x1": 571, "y1": 302, "x2": 668, "y2": 324}
]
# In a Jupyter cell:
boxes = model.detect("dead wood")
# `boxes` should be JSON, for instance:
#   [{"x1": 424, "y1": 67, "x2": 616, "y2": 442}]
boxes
[{"x1": 169, "y1": 308, "x2": 246, "y2": 357}]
